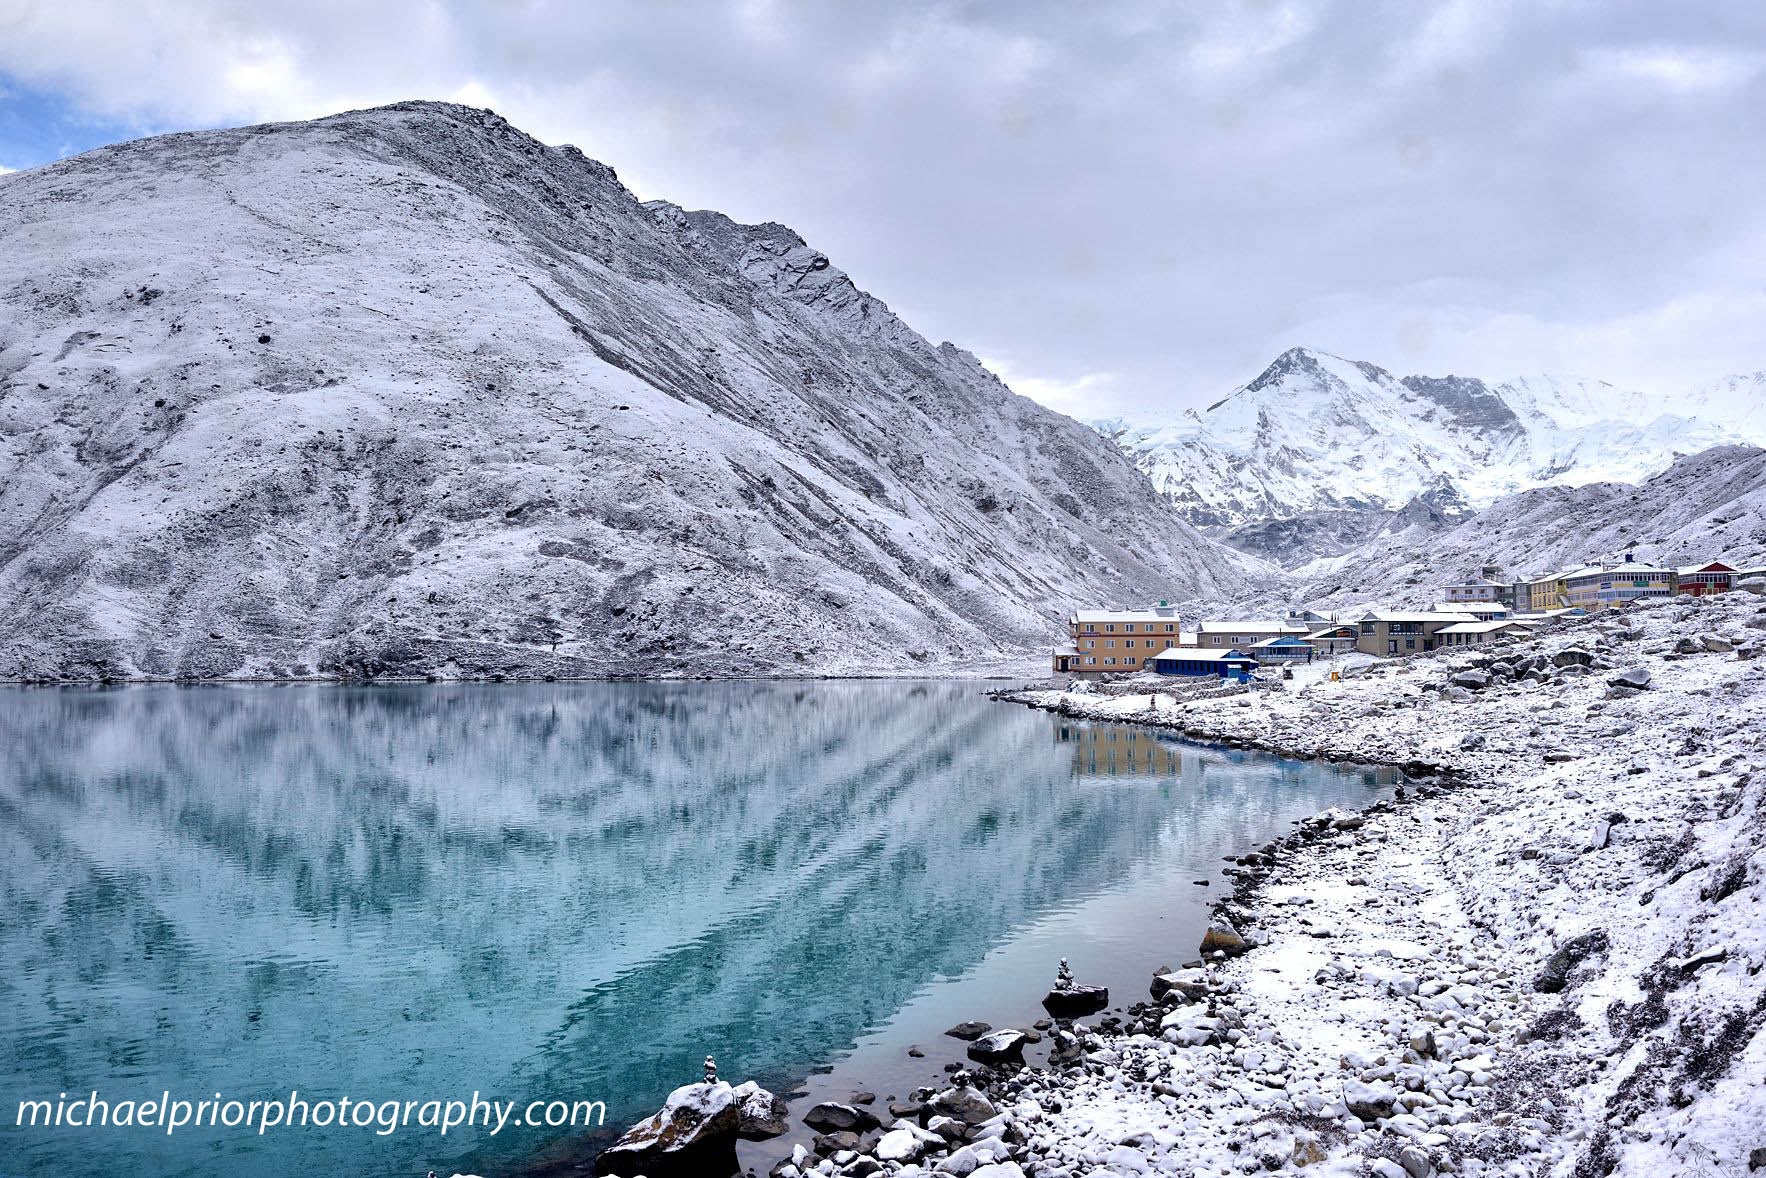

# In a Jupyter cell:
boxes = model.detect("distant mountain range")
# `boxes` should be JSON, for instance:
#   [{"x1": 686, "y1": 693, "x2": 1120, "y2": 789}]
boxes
[
  {"x1": 1092, "y1": 348, "x2": 1766, "y2": 565},
  {"x1": 1291, "y1": 442, "x2": 1766, "y2": 609}
]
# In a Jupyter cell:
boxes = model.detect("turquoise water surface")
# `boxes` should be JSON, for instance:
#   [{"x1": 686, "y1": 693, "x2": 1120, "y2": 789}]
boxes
[{"x1": 0, "y1": 681, "x2": 1395, "y2": 1177}]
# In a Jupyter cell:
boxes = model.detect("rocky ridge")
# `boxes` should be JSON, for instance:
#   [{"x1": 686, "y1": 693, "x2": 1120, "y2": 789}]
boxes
[{"x1": 0, "y1": 101, "x2": 1243, "y2": 682}]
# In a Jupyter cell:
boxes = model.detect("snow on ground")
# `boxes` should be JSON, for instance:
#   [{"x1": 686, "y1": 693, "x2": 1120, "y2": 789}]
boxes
[{"x1": 769, "y1": 591, "x2": 1766, "y2": 1178}]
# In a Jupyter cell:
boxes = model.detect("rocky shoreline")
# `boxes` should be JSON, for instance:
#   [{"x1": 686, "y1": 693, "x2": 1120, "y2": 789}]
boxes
[{"x1": 531, "y1": 591, "x2": 1764, "y2": 1178}]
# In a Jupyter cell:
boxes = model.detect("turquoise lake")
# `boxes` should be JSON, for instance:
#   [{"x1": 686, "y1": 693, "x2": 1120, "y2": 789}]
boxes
[{"x1": 0, "y1": 682, "x2": 1397, "y2": 1177}]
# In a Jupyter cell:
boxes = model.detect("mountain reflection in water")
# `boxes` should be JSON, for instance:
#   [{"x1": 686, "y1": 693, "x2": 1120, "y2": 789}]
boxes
[{"x1": 0, "y1": 682, "x2": 1394, "y2": 1178}]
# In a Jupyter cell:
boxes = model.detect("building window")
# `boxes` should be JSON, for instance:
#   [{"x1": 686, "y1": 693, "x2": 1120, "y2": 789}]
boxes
[
  {"x1": 1084, "y1": 657, "x2": 1095, "y2": 665},
  {"x1": 1105, "y1": 658, "x2": 1116, "y2": 665}
]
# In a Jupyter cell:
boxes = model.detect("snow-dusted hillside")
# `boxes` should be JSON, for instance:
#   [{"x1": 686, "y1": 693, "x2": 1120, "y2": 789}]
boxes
[
  {"x1": 1295, "y1": 444, "x2": 1766, "y2": 608},
  {"x1": 0, "y1": 101, "x2": 1244, "y2": 682},
  {"x1": 1096, "y1": 348, "x2": 1759, "y2": 540}
]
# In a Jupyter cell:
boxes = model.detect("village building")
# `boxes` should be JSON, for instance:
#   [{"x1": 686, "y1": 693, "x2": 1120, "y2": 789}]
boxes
[
  {"x1": 1302, "y1": 624, "x2": 1359, "y2": 658},
  {"x1": 1431, "y1": 601, "x2": 1512, "y2": 618},
  {"x1": 1149, "y1": 646, "x2": 1258, "y2": 678},
  {"x1": 1561, "y1": 555, "x2": 1676, "y2": 609},
  {"x1": 1677, "y1": 561, "x2": 1737, "y2": 597},
  {"x1": 1512, "y1": 573, "x2": 1567, "y2": 613},
  {"x1": 1436, "y1": 619, "x2": 1536, "y2": 647},
  {"x1": 1248, "y1": 634, "x2": 1314, "y2": 665},
  {"x1": 1055, "y1": 601, "x2": 1182, "y2": 675},
  {"x1": 1356, "y1": 610, "x2": 1475, "y2": 656},
  {"x1": 1442, "y1": 576, "x2": 1511, "y2": 606},
  {"x1": 1194, "y1": 620, "x2": 1309, "y2": 648}
]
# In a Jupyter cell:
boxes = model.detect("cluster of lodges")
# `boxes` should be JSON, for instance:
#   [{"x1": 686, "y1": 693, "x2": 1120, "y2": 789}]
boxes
[
  {"x1": 1447, "y1": 553, "x2": 1763, "y2": 613},
  {"x1": 1054, "y1": 552, "x2": 1765, "y2": 680}
]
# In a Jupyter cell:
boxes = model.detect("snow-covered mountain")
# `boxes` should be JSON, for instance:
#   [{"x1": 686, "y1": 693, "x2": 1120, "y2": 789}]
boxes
[
  {"x1": 1293, "y1": 443, "x2": 1766, "y2": 609},
  {"x1": 1095, "y1": 348, "x2": 1761, "y2": 540},
  {"x1": 0, "y1": 101, "x2": 1244, "y2": 682}
]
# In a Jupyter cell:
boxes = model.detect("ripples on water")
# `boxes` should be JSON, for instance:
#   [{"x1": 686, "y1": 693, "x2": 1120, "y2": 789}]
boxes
[{"x1": 0, "y1": 682, "x2": 1396, "y2": 1177}]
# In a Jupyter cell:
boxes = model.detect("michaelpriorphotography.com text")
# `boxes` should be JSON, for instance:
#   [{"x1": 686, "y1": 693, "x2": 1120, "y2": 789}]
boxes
[{"x1": 15, "y1": 1090, "x2": 606, "y2": 1139}]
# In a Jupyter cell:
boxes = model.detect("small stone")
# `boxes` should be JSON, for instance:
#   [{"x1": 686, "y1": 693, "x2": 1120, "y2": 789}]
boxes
[{"x1": 944, "y1": 1020, "x2": 992, "y2": 1041}]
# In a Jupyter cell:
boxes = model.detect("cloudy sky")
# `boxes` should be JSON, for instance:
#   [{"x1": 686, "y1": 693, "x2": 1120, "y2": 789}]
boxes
[{"x1": 1, "y1": 0, "x2": 1762, "y2": 418}]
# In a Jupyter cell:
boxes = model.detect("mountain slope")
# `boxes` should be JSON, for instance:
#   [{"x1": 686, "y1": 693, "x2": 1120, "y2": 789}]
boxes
[
  {"x1": 1294, "y1": 444, "x2": 1766, "y2": 608},
  {"x1": 1097, "y1": 348, "x2": 1757, "y2": 543},
  {"x1": 0, "y1": 101, "x2": 1242, "y2": 681}
]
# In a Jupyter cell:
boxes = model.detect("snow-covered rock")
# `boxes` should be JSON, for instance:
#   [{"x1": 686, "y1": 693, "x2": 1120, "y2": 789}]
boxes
[{"x1": 593, "y1": 1080, "x2": 738, "y2": 1176}]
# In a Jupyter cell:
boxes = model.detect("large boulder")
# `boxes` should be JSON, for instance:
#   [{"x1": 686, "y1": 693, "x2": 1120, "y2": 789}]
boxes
[
  {"x1": 802, "y1": 1101, "x2": 880, "y2": 1134},
  {"x1": 929, "y1": 1084, "x2": 998, "y2": 1126},
  {"x1": 1041, "y1": 983, "x2": 1109, "y2": 1019},
  {"x1": 1150, "y1": 966, "x2": 1210, "y2": 1003},
  {"x1": 1534, "y1": 929, "x2": 1610, "y2": 994},
  {"x1": 732, "y1": 1080, "x2": 788, "y2": 1139},
  {"x1": 1450, "y1": 670, "x2": 1490, "y2": 690},
  {"x1": 1607, "y1": 666, "x2": 1652, "y2": 691},
  {"x1": 594, "y1": 1081, "x2": 740, "y2": 1177},
  {"x1": 1200, "y1": 915, "x2": 1249, "y2": 957},
  {"x1": 1343, "y1": 1078, "x2": 1398, "y2": 1121},
  {"x1": 875, "y1": 1125, "x2": 937, "y2": 1162},
  {"x1": 966, "y1": 1029, "x2": 1030, "y2": 1065}
]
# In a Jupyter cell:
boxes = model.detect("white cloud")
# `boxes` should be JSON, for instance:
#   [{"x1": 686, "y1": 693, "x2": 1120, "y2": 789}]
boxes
[
  {"x1": 1, "y1": 1, "x2": 1763, "y2": 418},
  {"x1": 979, "y1": 357, "x2": 1120, "y2": 416}
]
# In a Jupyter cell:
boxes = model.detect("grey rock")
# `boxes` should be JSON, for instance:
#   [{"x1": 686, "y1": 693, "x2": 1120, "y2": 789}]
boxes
[
  {"x1": 732, "y1": 1080, "x2": 789, "y2": 1140},
  {"x1": 802, "y1": 1101, "x2": 880, "y2": 1134},
  {"x1": 965, "y1": 1029, "x2": 1030, "y2": 1065},
  {"x1": 595, "y1": 1081, "x2": 740, "y2": 1177},
  {"x1": 1534, "y1": 929, "x2": 1610, "y2": 993},
  {"x1": 929, "y1": 1085, "x2": 998, "y2": 1127}
]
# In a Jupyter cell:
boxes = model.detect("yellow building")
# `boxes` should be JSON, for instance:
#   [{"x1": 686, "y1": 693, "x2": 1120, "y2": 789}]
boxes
[
  {"x1": 1560, "y1": 557, "x2": 1675, "y2": 609},
  {"x1": 1054, "y1": 602, "x2": 1181, "y2": 674}
]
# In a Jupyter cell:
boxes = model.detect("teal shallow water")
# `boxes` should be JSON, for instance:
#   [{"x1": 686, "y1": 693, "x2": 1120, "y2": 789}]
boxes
[{"x1": 0, "y1": 682, "x2": 1395, "y2": 1177}]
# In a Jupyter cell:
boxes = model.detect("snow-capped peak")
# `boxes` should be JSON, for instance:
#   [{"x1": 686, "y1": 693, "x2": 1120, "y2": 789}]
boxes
[{"x1": 1093, "y1": 349, "x2": 1762, "y2": 532}]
